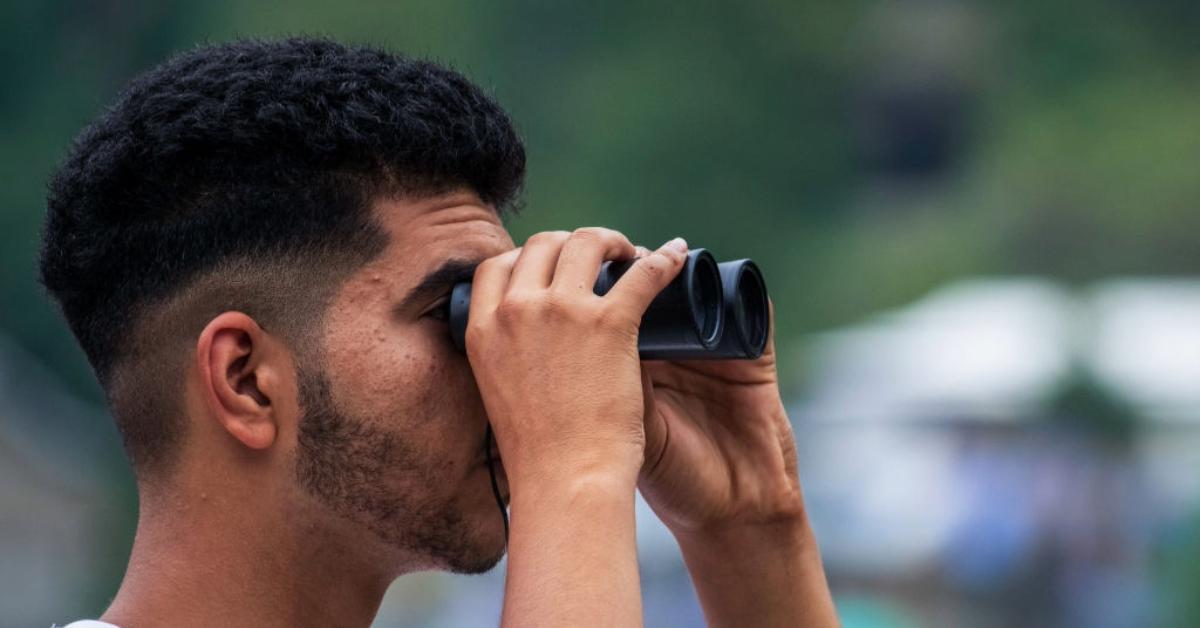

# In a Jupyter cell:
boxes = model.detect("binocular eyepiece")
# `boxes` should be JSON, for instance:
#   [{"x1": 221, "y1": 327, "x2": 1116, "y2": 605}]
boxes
[{"x1": 447, "y1": 248, "x2": 769, "y2": 360}]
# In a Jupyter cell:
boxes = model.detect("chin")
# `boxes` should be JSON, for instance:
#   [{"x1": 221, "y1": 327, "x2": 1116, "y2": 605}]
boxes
[
  {"x1": 405, "y1": 499, "x2": 506, "y2": 575},
  {"x1": 445, "y1": 548, "x2": 505, "y2": 575},
  {"x1": 440, "y1": 526, "x2": 507, "y2": 575}
]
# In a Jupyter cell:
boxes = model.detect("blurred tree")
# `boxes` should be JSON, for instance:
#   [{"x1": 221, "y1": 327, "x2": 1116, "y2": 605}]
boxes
[{"x1": 7, "y1": 0, "x2": 1198, "y2": 399}]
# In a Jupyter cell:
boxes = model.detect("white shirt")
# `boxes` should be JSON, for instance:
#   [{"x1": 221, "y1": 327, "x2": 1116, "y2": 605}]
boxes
[{"x1": 60, "y1": 622, "x2": 120, "y2": 628}]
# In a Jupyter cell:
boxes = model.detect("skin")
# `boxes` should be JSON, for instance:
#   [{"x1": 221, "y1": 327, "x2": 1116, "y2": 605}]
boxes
[
  {"x1": 639, "y1": 307, "x2": 840, "y2": 627},
  {"x1": 465, "y1": 228, "x2": 692, "y2": 625},
  {"x1": 99, "y1": 189, "x2": 838, "y2": 628}
]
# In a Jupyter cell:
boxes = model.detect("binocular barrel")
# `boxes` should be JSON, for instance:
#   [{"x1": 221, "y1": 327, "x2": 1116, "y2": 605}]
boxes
[
  {"x1": 594, "y1": 249, "x2": 724, "y2": 358},
  {"x1": 447, "y1": 248, "x2": 769, "y2": 360}
]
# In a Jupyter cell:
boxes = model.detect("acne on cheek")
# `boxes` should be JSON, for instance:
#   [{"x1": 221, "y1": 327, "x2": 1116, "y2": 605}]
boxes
[
  {"x1": 413, "y1": 359, "x2": 447, "y2": 404},
  {"x1": 322, "y1": 320, "x2": 416, "y2": 408},
  {"x1": 362, "y1": 349, "x2": 427, "y2": 401},
  {"x1": 323, "y1": 273, "x2": 448, "y2": 412}
]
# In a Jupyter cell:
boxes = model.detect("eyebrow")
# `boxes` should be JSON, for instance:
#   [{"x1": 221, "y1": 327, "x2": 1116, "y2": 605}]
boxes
[{"x1": 397, "y1": 258, "x2": 484, "y2": 313}]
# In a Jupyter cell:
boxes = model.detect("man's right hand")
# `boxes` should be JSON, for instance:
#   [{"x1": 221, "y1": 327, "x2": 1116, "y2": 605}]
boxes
[
  {"x1": 465, "y1": 228, "x2": 689, "y2": 489},
  {"x1": 465, "y1": 227, "x2": 688, "y2": 628}
]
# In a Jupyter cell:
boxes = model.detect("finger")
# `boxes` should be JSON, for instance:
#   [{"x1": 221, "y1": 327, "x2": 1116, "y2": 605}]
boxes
[
  {"x1": 508, "y1": 231, "x2": 571, "y2": 293},
  {"x1": 470, "y1": 248, "x2": 522, "y2": 316},
  {"x1": 552, "y1": 227, "x2": 637, "y2": 293},
  {"x1": 606, "y1": 237, "x2": 689, "y2": 316},
  {"x1": 634, "y1": 245, "x2": 652, "y2": 258}
]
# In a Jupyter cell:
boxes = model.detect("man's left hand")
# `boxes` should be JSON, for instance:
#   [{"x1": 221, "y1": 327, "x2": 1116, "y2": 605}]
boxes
[{"x1": 637, "y1": 301, "x2": 806, "y2": 534}]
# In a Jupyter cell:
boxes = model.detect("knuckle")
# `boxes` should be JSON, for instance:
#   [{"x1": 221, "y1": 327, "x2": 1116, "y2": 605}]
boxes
[
  {"x1": 464, "y1": 322, "x2": 491, "y2": 354},
  {"x1": 477, "y1": 249, "x2": 518, "y2": 273},
  {"x1": 528, "y1": 230, "x2": 571, "y2": 247},
  {"x1": 552, "y1": 293, "x2": 598, "y2": 324},
  {"x1": 572, "y1": 226, "x2": 629, "y2": 249},
  {"x1": 497, "y1": 291, "x2": 564, "y2": 324},
  {"x1": 574, "y1": 225, "x2": 609, "y2": 238},
  {"x1": 542, "y1": 290, "x2": 573, "y2": 315},
  {"x1": 578, "y1": 300, "x2": 607, "y2": 324},
  {"x1": 475, "y1": 257, "x2": 498, "y2": 274},
  {"x1": 569, "y1": 227, "x2": 603, "y2": 244},
  {"x1": 494, "y1": 296, "x2": 531, "y2": 323},
  {"x1": 597, "y1": 305, "x2": 638, "y2": 331},
  {"x1": 541, "y1": 289, "x2": 594, "y2": 321}
]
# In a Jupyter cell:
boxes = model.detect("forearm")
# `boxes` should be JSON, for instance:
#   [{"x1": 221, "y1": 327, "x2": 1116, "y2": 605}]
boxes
[
  {"x1": 675, "y1": 516, "x2": 838, "y2": 628},
  {"x1": 502, "y1": 469, "x2": 643, "y2": 627}
]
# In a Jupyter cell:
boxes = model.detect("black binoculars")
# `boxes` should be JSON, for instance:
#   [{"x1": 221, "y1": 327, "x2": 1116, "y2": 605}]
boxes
[{"x1": 446, "y1": 249, "x2": 769, "y2": 360}]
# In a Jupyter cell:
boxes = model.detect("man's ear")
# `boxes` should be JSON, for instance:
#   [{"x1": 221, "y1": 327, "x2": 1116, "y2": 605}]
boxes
[{"x1": 195, "y1": 312, "x2": 286, "y2": 451}]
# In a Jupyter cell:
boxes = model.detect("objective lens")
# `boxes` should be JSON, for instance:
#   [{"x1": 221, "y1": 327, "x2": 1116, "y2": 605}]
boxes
[{"x1": 707, "y1": 259, "x2": 769, "y2": 359}]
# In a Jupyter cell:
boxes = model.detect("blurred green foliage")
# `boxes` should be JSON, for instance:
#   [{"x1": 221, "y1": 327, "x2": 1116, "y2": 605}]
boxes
[{"x1": 3, "y1": 0, "x2": 1199, "y2": 402}]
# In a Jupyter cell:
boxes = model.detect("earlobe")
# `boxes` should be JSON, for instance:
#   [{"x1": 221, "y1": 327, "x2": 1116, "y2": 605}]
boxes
[{"x1": 197, "y1": 312, "x2": 280, "y2": 451}]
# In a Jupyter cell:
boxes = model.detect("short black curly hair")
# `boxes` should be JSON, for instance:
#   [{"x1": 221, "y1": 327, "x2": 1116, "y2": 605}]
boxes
[{"x1": 39, "y1": 37, "x2": 525, "y2": 472}]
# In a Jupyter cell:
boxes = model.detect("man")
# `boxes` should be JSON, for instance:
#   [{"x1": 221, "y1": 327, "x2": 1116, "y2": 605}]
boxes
[{"x1": 40, "y1": 38, "x2": 838, "y2": 627}]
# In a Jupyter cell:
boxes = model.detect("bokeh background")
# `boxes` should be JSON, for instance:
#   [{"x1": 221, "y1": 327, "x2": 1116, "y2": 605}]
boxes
[{"x1": 3, "y1": 1, "x2": 1199, "y2": 626}]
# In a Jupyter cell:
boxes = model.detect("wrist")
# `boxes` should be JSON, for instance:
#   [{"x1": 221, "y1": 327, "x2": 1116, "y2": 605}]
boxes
[
  {"x1": 673, "y1": 513, "x2": 838, "y2": 628},
  {"x1": 673, "y1": 512, "x2": 815, "y2": 559},
  {"x1": 508, "y1": 465, "x2": 638, "y2": 511},
  {"x1": 502, "y1": 456, "x2": 644, "y2": 627},
  {"x1": 654, "y1": 478, "x2": 809, "y2": 544},
  {"x1": 505, "y1": 442, "x2": 643, "y2": 492}
]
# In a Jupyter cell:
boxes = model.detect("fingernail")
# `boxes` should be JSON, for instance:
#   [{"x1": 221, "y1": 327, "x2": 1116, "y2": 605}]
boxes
[{"x1": 662, "y1": 237, "x2": 688, "y2": 253}]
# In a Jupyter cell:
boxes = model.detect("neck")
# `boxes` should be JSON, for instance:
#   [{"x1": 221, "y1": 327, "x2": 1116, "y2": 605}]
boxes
[{"x1": 103, "y1": 477, "x2": 395, "y2": 628}]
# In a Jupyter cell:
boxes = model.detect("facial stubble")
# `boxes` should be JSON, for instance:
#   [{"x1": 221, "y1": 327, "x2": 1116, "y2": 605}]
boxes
[{"x1": 293, "y1": 368, "x2": 504, "y2": 574}]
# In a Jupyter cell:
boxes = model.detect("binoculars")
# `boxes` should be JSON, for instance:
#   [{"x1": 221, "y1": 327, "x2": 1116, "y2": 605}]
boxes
[{"x1": 446, "y1": 249, "x2": 769, "y2": 360}]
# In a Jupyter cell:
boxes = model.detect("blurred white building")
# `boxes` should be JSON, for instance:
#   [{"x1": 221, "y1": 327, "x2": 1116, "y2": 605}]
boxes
[
  {"x1": 797, "y1": 277, "x2": 1200, "y2": 425},
  {"x1": 1088, "y1": 280, "x2": 1200, "y2": 420},
  {"x1": 792, "y1": 277, "x2": 1200, "y2": 594},
  {"x1": 798, "y1": 279, "x2": 1074, "y2": 424}
]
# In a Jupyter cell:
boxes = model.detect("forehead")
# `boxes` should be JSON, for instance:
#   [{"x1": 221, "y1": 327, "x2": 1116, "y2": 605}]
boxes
[{"x1": 367, "y1": 191, "x2": 514, "y2": 282}]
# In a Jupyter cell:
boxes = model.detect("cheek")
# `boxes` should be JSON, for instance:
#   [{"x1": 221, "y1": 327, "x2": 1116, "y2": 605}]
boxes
[
  {"x1": 328, "y1": 319, "x2": 483, "y2": 440},
  {"x1": 409, "y1": 336, "x2": 487, "y2": 432}
]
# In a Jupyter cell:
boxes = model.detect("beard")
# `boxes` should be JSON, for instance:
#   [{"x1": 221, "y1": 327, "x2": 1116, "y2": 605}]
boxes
[{"x1": 293, "y1": 367, "x2": 503, "y2": 574}]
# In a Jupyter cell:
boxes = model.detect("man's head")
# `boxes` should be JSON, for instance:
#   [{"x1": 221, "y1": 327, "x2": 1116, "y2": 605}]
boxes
[{"x1": 40, "y1": 38, "x2": 523, "y2": 575}]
